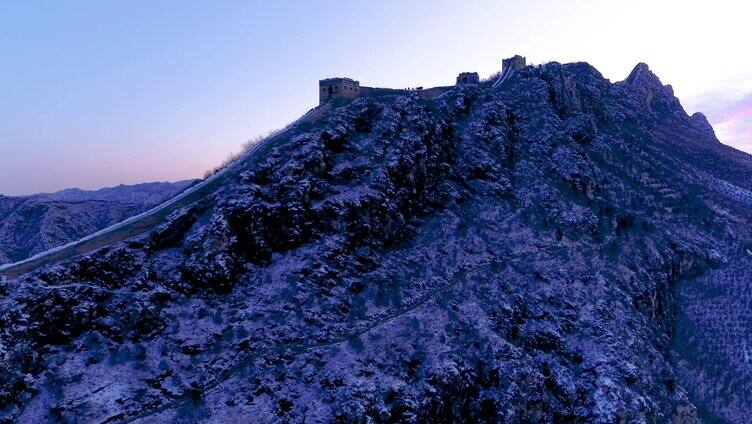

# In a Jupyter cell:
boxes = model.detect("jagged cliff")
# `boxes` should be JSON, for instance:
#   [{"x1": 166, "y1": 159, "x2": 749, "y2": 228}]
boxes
[
  {"x1": 0, "y1": 181, "x2": 195, "y2": 265},
  {"x1": 1, "y1": 61, "x2": 750, "y2": 423}
]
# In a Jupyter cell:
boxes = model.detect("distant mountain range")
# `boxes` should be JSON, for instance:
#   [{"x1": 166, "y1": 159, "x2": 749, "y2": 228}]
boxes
[{"x1": 0, "y1": 180, "x2": 196, "y2": 264}]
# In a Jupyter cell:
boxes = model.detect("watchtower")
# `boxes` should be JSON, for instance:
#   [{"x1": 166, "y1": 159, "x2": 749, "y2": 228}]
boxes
[
  {"x1": 456, "y1": 72, "x2": 480, "y2": 85},
  {"x1": 502, "y1": 55, "x2": 527, "y2": 72},
  {"x1": 319, "y1": 77, "x2": 360, "y2": 105}
]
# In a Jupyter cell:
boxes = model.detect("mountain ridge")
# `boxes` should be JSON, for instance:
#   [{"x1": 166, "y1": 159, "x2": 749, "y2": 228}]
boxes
[
  {"x1": 0, "y1": 60, "x2": 749, "y2": 423},
  {"x1": 6, "y1": 180, "x2": 197, "y2": 203}
]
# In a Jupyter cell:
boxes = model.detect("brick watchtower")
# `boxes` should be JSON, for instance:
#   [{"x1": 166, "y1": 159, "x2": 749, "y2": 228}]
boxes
[
  {"x1": 456, "y1": 72, "x2": 480, "y2": 85},
  {"x1": 319, "y1": 77, "x2": 360, "y2": 105},
  {"x1": 502, "y1": 55, "x2": 527, "y2": 73}
]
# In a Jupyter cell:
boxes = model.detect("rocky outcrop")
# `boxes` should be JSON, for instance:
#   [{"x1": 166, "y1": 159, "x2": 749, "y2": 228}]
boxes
[
  {"x1": 0, "y1": 61, "x2": 748, "y2": 423},
  {"x1": 690, "y1": 112, "x2": 720, "y2": 142}
]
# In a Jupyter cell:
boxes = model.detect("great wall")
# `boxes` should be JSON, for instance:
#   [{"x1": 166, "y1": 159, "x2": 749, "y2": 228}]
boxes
[
  {"x1": 319, "y1": 55, "x2": 526, "y2": 104},
  {"x1": 0, "y1": 55, "x2": 527, "y2": 282}
]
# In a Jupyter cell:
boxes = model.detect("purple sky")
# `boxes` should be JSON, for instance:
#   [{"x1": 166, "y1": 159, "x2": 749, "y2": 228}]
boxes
[
  {"x1": 0, "y1": 0, "x2": 749, "y2": 195},
  {"x1": 692, "y1": 91, "x2": 752, "y2": 151}
]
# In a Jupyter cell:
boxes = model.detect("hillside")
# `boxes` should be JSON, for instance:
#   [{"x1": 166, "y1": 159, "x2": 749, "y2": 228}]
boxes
[
  {"x1": 0, "y1": 181, "x2": 195, "y2": 264},
  {"x1": 1, "y1": 61, "x2": 750, "y2": 423}
]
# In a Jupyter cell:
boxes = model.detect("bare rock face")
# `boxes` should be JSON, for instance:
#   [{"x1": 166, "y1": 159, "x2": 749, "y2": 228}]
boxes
[
  {"x1": 0, "y1": 181, "x2": 195, "y2": 264},
  {"x1": 0, "y1": 61, "x2": 748, "y2": 423}
]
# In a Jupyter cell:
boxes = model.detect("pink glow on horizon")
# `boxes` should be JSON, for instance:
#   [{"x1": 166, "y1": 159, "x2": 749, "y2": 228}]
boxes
[
  {"x1": 706, "y1": 94, "x2": 752, "y2": 152},
  {"x1": 715, "y1": 102, "x2": 752, "y2": 125}
]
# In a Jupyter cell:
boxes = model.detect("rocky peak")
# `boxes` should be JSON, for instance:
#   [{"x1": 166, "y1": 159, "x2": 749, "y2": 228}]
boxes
[
  {"x1": 621, "y1": 62, "x2": 688, "y2": 120},
  {"x1": 626, "y1": 62, "x2": 663, "y2": 88},
  {"x1": 690, "y1": 112, "x2": 720, "y2": 142}
]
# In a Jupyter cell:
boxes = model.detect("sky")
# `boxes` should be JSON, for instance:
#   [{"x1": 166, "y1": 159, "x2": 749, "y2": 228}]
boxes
[{"x1": 0, "y1": 0, "x2": 750, "y2": 195}]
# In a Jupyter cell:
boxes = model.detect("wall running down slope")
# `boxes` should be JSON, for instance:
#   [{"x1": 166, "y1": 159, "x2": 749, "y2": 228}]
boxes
[
  {"x1": 0, "y1": 181, "x2": 196, "y2": 265},
  {"x1": 1, "y1": 61, "x2": 751, "y2": 423},
  {"x1": 0, "y1": 106, "x2": 328, "y2": 278}
]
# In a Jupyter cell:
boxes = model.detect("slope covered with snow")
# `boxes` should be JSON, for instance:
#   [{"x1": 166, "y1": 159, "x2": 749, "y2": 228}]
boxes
[{"x1": 0, "y1": 61, "x2": 750, "y2": 423}]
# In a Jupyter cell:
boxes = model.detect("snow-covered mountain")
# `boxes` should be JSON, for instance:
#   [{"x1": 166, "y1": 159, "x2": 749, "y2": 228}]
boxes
[
  {"x1": 0, "y1": 180, "x2": 196, "y2": 264},
  {"x1": 1, "y1": 61, "x2": 751, "y2": 422}
]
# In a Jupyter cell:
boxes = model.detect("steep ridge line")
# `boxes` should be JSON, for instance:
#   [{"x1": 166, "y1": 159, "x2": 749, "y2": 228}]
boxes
[
  {"x1": 0, "y1": 104, "x2": 327, "y2": 281},
  {"x1": 641, "y1": 140, "x2": 752, "y2": 206},
  {"x1": 697, "y1": 172, "x2": 752, "y2": 206}
]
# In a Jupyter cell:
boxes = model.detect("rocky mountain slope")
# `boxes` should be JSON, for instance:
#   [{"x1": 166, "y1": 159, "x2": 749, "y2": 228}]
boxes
[
  {"x1": 0, "y1": 61, "x2": 750, "y2": 423},
  {"x1": 0, "y1": 181, "x2": 195, "y2": 264}
]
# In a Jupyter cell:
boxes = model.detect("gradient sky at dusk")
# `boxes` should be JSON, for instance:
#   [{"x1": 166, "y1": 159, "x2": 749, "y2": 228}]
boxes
[{"x1": 1, "y1": 0, "x2": 750, "y2": 195}]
